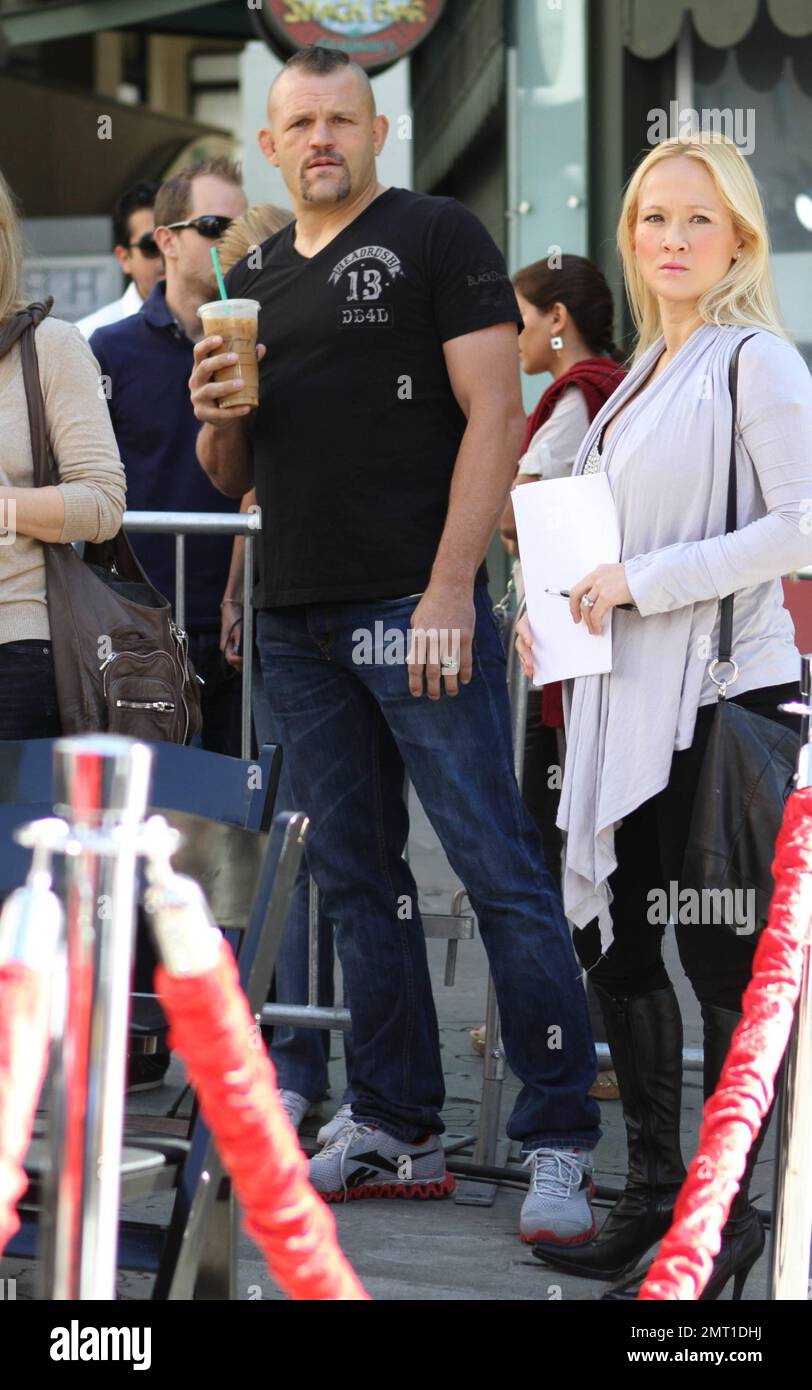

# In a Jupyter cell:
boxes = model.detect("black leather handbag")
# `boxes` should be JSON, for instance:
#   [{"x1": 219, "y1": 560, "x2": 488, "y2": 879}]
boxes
[{"x1": 681, "y1": 335, "x2": 799, "y2": 934}]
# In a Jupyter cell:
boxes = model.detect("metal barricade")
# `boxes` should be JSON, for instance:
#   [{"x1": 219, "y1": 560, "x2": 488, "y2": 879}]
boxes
[
  {"x1": 123, "y1": 509, "x2": 261, "y2": 760},
  {"x1": 261, "y1": 858, "x2": 475, "y2": 1037}
]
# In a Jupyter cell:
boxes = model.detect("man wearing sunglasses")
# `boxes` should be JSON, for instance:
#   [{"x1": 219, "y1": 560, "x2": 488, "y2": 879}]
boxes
[
  {"x1": 90, "y1": 156, "x2": 248, "y2": 1091},
  {"x1": 77, "y1": 181, "x2": 163, "y2": 338},
  {"x1": 90, "y1": 157, "x2": 248, "y2": 752}
]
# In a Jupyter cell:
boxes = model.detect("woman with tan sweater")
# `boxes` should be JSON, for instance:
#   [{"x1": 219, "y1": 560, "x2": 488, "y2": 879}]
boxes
[{"x1": 0, "y1": 168, "x2": 126, "y2": 738}]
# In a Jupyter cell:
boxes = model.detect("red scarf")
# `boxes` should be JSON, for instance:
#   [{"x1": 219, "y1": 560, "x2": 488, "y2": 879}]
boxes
[
  {"x1": 520, "y1": 356, "x2": 627, "y2": 458},
  {"x1": 519, "y1": 356, "x2": 627, "y2": 727}
]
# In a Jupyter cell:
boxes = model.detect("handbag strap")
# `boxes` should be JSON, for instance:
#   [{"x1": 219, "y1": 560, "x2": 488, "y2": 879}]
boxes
[
  {"x1": 0, "y1": 299, "x2": 54, "y2": 489},
  {"x1": 715, "y1": 332, "x2": 757, "y2": 674}
]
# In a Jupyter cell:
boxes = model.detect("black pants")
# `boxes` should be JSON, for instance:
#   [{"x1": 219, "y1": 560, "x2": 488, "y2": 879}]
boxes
[
  {"x1": 521, "y1": 688, "x2": 564, "y2": 890},
  {"x1": 572, "y1": 681, "x2": 801, "y2": 1012},
  {"x1": 521, "y1": 690, "x2": 610, "y2": 1049},
  {"x1": 0, "y1": 640, "x2": 60, "y2": 739}
]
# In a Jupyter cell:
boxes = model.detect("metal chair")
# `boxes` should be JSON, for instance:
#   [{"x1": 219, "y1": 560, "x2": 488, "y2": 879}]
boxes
[{"x1": 0, "y1": 737, "x2": 307, "y2": 1299}]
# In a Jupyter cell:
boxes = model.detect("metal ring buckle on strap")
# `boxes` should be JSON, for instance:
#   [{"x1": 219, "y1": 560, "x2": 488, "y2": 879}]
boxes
[{"x1": 708, "y1": 657, "x2": 739, "y2": 697}]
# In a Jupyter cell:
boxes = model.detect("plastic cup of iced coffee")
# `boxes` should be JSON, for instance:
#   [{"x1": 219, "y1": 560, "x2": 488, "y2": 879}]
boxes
[{"x1": 198, "y1": 298, "x2": 261, "y2": 409}]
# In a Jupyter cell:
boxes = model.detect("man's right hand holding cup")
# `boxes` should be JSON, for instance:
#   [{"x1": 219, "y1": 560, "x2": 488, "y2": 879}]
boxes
[{"x1": 189, "y1": 334, "x2": 267, "y2": 426}]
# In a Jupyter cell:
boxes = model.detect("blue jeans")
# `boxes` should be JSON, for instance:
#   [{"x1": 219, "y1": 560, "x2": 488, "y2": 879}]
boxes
[
  {"x1": 268, "y1": 774, "x2": 355, "y2": 1103},
  {"x1": 255, "y1": 585, "x2": 600, "y2": 1149},
  {"x1": 253, "y1": 660, "x2": 354, "y2": 1101}
]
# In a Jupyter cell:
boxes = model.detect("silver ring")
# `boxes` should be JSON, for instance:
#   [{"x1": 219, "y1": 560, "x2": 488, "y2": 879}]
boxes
[
  {"x1": 440, "y1": 658, "x2": 459, "y2": 672},
  {"x1": 581, "y1": 595, "x2": 595, "y2": 609},
  {"x1": 708, "y1": 657, "x2": 739, "y2": 692}
]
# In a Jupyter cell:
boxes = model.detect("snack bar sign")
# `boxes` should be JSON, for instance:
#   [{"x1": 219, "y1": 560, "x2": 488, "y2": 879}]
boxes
[{"x1": 258, "y1": 1, "x2": 447, "y2": 72}]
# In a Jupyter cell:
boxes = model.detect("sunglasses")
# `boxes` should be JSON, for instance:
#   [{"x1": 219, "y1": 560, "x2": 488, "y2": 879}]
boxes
[
  {"x1": 127, "y1": 232, "x2": 161, "y2": 259},
  {"x1": 164, "y1": 215, "x2": 234, "y2": 240}
]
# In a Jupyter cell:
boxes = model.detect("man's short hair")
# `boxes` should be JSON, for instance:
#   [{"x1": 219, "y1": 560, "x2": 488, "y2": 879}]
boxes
[
  {"x1": 153, "y1": 157, "x2": 243, "y2": 230},
  {"x1": 273, "y1": 44, "x2": 375, "y2": 115},
  {"x1": 112, "y1": 181, "x2": 160, "y2": 250}
]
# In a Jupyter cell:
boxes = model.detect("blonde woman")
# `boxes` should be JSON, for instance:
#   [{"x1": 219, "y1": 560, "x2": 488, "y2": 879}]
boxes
[
  {"x1": 0, "y1": 168, "x2": 126, "y2": 738},
  {"x1": 216, "y1": 202, "x2": 294, "y2": 285},
  {"x1": 518, "y1": 134, "x2": 812, "y2": 1297}
]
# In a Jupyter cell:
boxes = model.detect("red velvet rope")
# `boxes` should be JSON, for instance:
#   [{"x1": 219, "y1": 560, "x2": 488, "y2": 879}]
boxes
[
  {"x1": 639, "y1": 786, "x2": 812, "y2": 1300},
  {"x1": 155, "y1": 940, "x2": 369, "y2": 1301},
  {"x1": 0, "y1": 963, "x2": 52, "y2": 1256}
]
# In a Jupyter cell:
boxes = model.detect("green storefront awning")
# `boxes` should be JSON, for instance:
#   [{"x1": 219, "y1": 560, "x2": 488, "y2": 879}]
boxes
[
  {"x1": 0, "y1": 0, "x2": 251, "y2": 48},
  {"x1": 624, "y1": 0, "x2": 812, "y2": 60}
]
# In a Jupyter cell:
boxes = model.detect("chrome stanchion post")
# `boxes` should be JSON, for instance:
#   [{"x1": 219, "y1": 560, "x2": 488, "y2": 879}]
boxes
[
  {"x1": 42, "y1": 736, "x2": 152, "y2": 1301},
  {"x1": 770, "y1": 653, "x2": 812, "y2": 1300}
]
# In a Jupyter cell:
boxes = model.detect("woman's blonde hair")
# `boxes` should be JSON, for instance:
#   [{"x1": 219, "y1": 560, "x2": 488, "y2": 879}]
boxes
[
  {"x1": 0, "y1": 166, "x2": 25, "y2": 324},
  {"x1": 217, "y1": 203, "x2": 294, "y2": 274},
  {"x1": 617, "y1": 132, "x2": 789, "y2": 359}
]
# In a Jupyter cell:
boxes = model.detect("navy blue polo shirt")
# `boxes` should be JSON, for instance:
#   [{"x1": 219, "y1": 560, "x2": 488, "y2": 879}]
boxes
[{"x1": 90, "y1": 282, "x2": 239, "y2": 633}]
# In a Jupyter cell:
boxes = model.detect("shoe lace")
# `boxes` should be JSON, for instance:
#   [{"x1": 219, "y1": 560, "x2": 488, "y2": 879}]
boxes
[
  {"x1": 317, "y1": 1118, "x2": 367, "y2": 1158},
  {"x1": 323, "y1": 1121, "x2": 375, "y2": 1202},
  {"x1": 522, "y1": 1148, "x2": 584, "y2": 1198}
]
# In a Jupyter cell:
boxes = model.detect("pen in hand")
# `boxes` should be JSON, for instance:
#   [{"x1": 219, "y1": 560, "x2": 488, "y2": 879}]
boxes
[{"x1": 544, "y1": 588, "x2": 636, "y2": 612}]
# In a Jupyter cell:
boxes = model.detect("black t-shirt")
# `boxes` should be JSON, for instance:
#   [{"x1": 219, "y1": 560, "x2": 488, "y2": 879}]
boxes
[{"x1": 226, "y1": 187, "x2": 523, "y2": 607}]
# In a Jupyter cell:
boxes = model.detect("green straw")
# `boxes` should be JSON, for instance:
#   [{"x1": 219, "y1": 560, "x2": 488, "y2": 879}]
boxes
[{"x1": 210, "y1": 245, "x2": 228, "y2": 301}]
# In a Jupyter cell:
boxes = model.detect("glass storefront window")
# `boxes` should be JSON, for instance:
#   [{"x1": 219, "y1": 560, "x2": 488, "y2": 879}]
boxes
[{"x1": 507, "y1": 0, "x2": 588, "y2": 411}]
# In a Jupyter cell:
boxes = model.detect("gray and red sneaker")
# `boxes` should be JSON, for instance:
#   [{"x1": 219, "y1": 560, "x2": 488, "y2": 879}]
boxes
[
  {"x1": 308, "y1": 1120, "x2": 455, "y2": 1202},
  {"x1": 519, "y1": 1148, "x2": 596, "y2": 1244}
]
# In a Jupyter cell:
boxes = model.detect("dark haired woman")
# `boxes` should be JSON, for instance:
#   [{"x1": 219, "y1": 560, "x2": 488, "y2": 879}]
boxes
[
  {"x1": 502, "y1": 253, "x2": 626, "y2": 817},
  {"x1": 481, "y1": 256, "x2": 627, "y2": 1098}
]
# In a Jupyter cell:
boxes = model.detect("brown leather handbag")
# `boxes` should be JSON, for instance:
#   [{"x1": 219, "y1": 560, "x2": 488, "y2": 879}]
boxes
[{"x1": 6, "y1": 300, "x2": 202, "y2": 744}]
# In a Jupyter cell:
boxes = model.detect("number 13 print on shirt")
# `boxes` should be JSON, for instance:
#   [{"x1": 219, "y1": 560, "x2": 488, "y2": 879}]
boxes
[{"x1": 328, "y1": 244, "x2": 402, "y2": 328}]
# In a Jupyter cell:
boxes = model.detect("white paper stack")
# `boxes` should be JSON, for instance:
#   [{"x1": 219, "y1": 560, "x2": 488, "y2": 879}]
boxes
[{"x1": 511, "y1": 473, "x2": 621, "y2": 686}]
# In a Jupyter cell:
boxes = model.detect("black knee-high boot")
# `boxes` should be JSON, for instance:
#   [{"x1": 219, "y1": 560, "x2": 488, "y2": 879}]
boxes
[
  {"x1": 602, "y1": 1001, "x2": 767, "y2": 1301},
  {"x1": 533, "y1": 983, "x2": 686, "y2": 1280}
]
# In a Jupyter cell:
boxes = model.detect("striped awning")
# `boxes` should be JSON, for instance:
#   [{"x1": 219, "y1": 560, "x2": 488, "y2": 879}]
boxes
[{"x1": 624, "y1": 0, "x2": 812, "y2": 59}]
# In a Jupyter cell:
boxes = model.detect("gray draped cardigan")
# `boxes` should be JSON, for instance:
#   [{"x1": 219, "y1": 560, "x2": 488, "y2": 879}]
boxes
[{"x1": 557, "y1": 323, "x2": 812, "y2": 948}]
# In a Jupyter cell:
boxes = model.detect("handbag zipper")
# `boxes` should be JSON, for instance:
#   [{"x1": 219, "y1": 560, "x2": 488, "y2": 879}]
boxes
[
  {"x1": 169, "y1": 622, "x2": 192, "y2": 743},
  {"x1": 102, "y1": 648, "x2": 179, "y2": 733},
  {"x1": 100, "y1": 637, "x2": 192, "y2": 743},
  {"x1": 115, "y1": 699, "x2": 176, "y2": 712}
]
